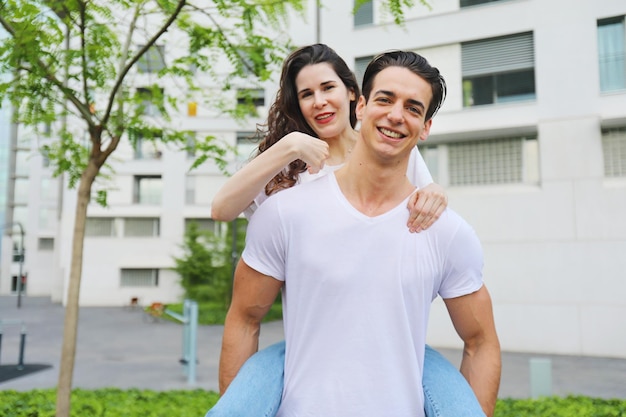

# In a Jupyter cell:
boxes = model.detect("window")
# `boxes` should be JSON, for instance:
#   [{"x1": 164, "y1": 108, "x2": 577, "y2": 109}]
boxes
[
  {"x1": 137, "y1": 45, "x2": 165, "y2": 73},
  {"x1": 85, "y1": 217, "x2": 116, "y2": 237},
  {"x1": 124, "y1": 218, "x2": 160, "y2": 237},
  {"x1": 185, "y1": 218, "x2": 220, "y2": 235},
  {"x1": 13, "y1": 178, "x2": 29, "y2": 204},
  {"x1": 462, "y1": 32, "x2": 535, "y2": 106},
  {"x1": 185, "y1": 175, "x2": 195, "y2": 205},
  {"x1": 236, "y1": 88, "x2": 264, "y2": 116},
  {"x1": 136, "y1": 87, "x2": 164, "y2": 117},
  {"x1": 602, "y1": 127, "x2": 626, "y2": 177},
  {"x1": 38, "y1": 237, "x2": 54, "y2": 250},
  {"x1": 236, "y1": 131, "x2": 257, "y2": 162},
  {"x1": 134, "y1": 175, "x2": 162, "y2": 205},
  {"x1": 354, "y1": 0, "x2": 373, "y2": 26},
  {"x1": 39, "y1": 206, "x2": 56, "y2": 229},
  {"x1": 133, "y1": 135, "x2": 162, "y2": 160},
  {"x1": 598, "y1": 17, "x2": 626, "y2": 92},
  {"x1": 12, "y1": 241, "x2": 24, "y2": 262},
  {"x1": 121, "y1": 269, "x2": 159, "y2": 287},
  {"x1": 355, "y1": 56, "x2": 373, "y2": 89},
  {"x1": 423, "y1": 135, "x2": 539, "y2": 186},
  {"x1": 460, "y1": 0, "x2": 504, "y2": 7}
]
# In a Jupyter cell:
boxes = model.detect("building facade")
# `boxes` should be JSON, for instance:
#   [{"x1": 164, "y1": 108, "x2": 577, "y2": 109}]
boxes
[{"x1": 1, "y1": 0, "x2": 625, "y2": 358}]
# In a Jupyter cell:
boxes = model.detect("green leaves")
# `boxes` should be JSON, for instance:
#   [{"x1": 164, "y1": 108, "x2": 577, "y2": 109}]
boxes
[{"x1": 0, "y1": 388, "x2": 220, "y2": 417}]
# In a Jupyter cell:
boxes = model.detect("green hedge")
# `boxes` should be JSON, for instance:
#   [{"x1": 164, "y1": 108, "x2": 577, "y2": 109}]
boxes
[
  {"x1": 0, "y1": 389, "x2": 218, "y2": 417},
  {"x1": 0, "y1": 390, "x2": 625, "y2": 417},
  {"x1": 495, "y1": 396, "x2": 626, "y2": 416}
]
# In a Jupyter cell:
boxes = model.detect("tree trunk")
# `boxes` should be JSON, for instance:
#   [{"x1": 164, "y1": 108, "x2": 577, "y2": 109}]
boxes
[{"x1": 55, "y1": 161, "x2": 99, "y2": 417}]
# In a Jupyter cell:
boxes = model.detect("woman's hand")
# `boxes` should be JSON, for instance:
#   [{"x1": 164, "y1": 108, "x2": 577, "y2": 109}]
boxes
[
  {"x1": 406, "y1": 183, "x2": 448, "y2": 233},
  {"x1": 282, "y1": 132, "x2": 329, "y2": 174}
]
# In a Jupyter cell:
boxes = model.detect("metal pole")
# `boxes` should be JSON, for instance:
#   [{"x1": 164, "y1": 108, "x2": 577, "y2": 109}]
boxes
[
  {"x1": 14, "y1": 222, "x2": 25, "y2": 308},
  {"x1": 17, "y1": 327, "x2": 26, "y2": 370},
  {"x1": 187, "y1": 300, "x2": 198, "y2": 385}
]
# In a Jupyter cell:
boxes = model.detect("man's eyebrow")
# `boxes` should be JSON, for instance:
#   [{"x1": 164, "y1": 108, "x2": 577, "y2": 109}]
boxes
[{"x1": 374, "y1": 89, "x2": 425, "y2": 110}]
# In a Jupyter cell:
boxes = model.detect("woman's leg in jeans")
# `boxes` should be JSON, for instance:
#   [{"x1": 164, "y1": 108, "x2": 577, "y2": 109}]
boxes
[
  {"x1": 205, "y1": 340, "x2": 285, "y2": 417},
  {"x1": 423, "y1": 345, "x2": 486, "y2": 417}
]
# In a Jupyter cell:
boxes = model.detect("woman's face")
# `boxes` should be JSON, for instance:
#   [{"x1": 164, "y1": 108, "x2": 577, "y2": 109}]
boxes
[{"x1": 295, "y1": 63, "x2": 355, "y2": 140}]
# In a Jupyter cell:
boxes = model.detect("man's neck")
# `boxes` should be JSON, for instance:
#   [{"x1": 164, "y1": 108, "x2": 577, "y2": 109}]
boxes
[{"x1": 335, "y1": 146, "x2": 416, "y2": 217}]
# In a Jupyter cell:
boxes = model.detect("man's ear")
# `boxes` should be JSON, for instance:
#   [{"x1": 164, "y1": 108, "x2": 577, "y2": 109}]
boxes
[
  {"x1": 420, "y1": 119, "x2": 433, "y2": 141},
  {"x1": 356, "y1": 95, "x2": 366, "y2": 121}
]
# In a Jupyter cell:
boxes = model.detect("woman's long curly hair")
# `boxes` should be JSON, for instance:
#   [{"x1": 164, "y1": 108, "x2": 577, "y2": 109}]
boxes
[{"x1": 255, "y1": 43, "x2": 360, "y2": 196}]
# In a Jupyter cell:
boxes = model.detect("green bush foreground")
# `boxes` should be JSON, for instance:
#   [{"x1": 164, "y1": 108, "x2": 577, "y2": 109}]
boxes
[{"x1": 0, "y1": 390, "x2": 625, "y2": 417}]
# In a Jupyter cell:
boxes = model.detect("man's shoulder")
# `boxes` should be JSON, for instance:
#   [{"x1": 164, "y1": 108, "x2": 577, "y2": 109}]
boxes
[{"x1": 428, "y1": 208, "x2": 480, "y2": 244}]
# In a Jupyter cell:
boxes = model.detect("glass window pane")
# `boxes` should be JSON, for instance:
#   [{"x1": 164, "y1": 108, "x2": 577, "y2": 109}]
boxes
[
  {"x1": 602, "y1": 127, "x2": 626, "y2": 177},
  {"x1": 124, "y1": 218, "x2": 160, "y2": 237},
  {"x1": 598, "y1": 17, "x2": 626, "y2": 92},
  {"x1": 120, "y1": 269, "x2": 159, "y2": 287},
  {"x1": 449, "y1": 137, "x2": 532, "y2": 185},
  {"x1": 135, "y1": 176, "x2": 162, "y2": 205},
  {"x1": 354, "y1": 0, "x2": 373, "y2": 26},
  {"x1": 85, "y1": 217, "x2": 115, "y2": 237},
  {"x1": 496, "y1": 70, "x2": 536, "y2": 103}
]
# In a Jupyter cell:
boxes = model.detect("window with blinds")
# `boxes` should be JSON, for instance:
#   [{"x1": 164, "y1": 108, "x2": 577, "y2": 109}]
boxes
[
  {"x1": 460, "y1": 0, "x2": 505, "y2": 7},
  {"x1": 354, "y1": 1, "x2": 373, "y2": 27},
  {"x1": 597, "y1": 16, "x2": 626, "y2": 92},
  {"x1": 124, "y1": 218, "x2": 160, "y2": 237},
  {"x1": 120, "y1": 269, "x2": 159, "y2": 287},
  {"x1": 85, "y1": 217, "x2": 116, "y2": 237},
  {"x1": 462, "y1": 32, "x2": 536, "y2": 106},
  {"x1": 38, "y1": 237, "x2": 54, "y2": 250},
  {"x1": 602, "y1": 127, "x2": 626, "y2": 177},
  {"x1": 185, "y1": 218, "x2": 220, "y2": 235}
]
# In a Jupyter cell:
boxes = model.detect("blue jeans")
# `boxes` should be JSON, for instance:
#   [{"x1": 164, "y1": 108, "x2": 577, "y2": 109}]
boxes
[{"x1": 206, "y1": 341, "x2": 485, "y2": 417}]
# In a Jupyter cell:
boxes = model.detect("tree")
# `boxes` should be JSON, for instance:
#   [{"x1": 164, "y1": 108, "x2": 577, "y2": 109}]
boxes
[
  {"x1": 0, "y1": 1, "x2": 302, "y2": 415},
  {"x1": 173, "y1": 221, "x2": 233, "y2": 305}
]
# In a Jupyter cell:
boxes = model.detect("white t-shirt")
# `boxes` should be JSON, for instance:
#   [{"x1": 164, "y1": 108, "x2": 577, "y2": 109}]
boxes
[
  {"x1": 243, "y1": 146, "x2": 432, "y2": 219},
  {"x1": 242, "y1": 173, "x2": 484, "y2": 417}
]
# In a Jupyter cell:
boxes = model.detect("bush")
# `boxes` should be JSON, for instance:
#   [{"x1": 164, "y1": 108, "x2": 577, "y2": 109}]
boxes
[
  {"x1": 0, "y1": 391, "x2": 624, "y2": 417},
  {"x1": 0, "y1": 388, "x2": 219, "y2": 417},
  {"x1": 495, "y1": 396, "x2": 626, "y2": 416}
]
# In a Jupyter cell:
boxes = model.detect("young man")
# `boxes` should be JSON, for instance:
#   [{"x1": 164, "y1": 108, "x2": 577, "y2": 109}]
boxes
[{"x1": 218, "y1": 51, "x2": 501, "y2": 417}]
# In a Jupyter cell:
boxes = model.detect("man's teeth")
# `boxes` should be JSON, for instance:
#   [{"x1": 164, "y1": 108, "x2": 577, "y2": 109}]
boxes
[{"x1": 380, "y1": 128, "x2": 403, "y2": 138}]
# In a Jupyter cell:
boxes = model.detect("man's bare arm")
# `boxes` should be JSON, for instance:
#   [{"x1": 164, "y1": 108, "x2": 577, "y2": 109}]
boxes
[
  {"x1": 218, "y1": 259, "x2": 283, "y2": 394},
  {"x1": 444, "y1": 285, "x2": 501, "y2": 417}
]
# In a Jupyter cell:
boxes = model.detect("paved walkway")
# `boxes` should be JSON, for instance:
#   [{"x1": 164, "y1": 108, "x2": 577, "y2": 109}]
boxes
[{"x1": 1, "y1": 296, "x2": 625, "y2": 399}]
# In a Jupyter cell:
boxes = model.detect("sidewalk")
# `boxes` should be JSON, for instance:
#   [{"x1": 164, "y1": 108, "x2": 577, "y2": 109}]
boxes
[{"x1": 1, "y1": 296, "x2": 625, "y2": 399}]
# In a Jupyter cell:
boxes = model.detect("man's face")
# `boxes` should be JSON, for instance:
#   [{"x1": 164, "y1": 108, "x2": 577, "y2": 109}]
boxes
[{"x1": 356, "y1": 66, "x2": 433, "y2": 162}]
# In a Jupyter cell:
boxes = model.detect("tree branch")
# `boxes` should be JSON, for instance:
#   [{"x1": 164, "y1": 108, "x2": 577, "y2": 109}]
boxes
[
  {"x1": 101, "y1": 0, "x2": 187, "y2": 128},
  {"x1": 0, "y1": 12, "x2": 95, "y2": 127}
]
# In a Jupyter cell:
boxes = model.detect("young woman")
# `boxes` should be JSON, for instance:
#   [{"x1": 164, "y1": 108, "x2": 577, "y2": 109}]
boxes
[{"x1": 207, "y1": 44, "x2": 485, "y2": 417}]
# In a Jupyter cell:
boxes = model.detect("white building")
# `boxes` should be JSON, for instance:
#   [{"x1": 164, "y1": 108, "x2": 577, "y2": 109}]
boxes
[{"x1": 2, "y1": 0, "x2": 626, "y2": 358}]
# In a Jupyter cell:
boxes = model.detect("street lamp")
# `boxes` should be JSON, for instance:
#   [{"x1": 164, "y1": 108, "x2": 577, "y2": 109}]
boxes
[{"x1": 1, "y1": 221, "x2": 25, "y2": 308}]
